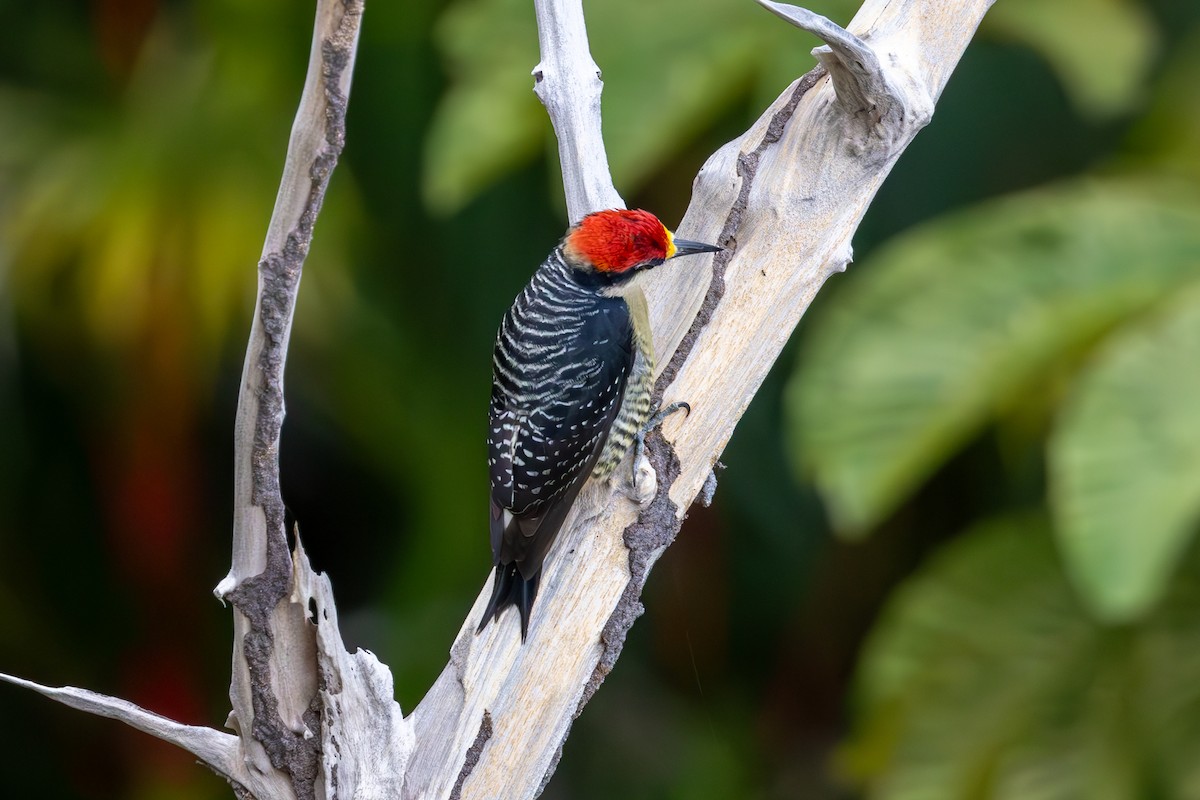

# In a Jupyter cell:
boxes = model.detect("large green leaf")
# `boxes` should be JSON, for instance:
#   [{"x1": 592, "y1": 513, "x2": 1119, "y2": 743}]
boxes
[
  {"x1": 1050, "y1": 287, "x2": 1200, "y2": 621},
  {"x1": 842, "y1": 516, "x2": 1200, "y2": 799},
  {"x1": 986, "y1": 0, "x2": 1157, "y2": 119},
  {"x1": 787, "y1": 179, "x2": 1200, "y2": 534}
]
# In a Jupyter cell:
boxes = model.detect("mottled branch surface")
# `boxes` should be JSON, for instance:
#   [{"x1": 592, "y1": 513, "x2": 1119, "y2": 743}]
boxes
[{"x1": 0, "y1": 1, "x2": 993, "y2": 799}]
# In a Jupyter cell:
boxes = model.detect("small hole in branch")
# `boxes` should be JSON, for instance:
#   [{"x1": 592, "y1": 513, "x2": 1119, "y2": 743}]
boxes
[{"x1": 284, "y1": 505, "x2": 297, "y2": 550}]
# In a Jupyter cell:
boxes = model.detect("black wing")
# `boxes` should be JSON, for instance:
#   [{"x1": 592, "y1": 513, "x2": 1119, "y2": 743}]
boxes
[{"x1": 487, "y1": 292, "x2": 633, "y2": 579}]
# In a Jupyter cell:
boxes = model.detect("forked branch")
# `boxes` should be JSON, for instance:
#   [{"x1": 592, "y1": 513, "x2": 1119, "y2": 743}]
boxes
[
  {"x1": 407, "y1": 1, "x2": 994, "y2": 799},
  {"x1": 0, "y1": 1, "x2": 994, "y2": 799}
]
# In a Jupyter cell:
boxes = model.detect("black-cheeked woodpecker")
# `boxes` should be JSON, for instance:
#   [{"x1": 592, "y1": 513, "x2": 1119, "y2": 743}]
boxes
[{"x1": 479, "y1": 209, "x2": 721, "y2": 640}]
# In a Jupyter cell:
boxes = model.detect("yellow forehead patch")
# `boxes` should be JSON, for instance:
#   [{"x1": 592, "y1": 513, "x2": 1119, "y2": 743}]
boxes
[{"x1": 664, "y1": 227, "x2": 677, "y2": 260}]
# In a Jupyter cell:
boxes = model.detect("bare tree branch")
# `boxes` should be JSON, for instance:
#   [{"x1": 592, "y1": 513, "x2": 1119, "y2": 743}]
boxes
[
  {"x1": 0, "y1": 671, "x2": 258, "y2": 792},
  {"x1": 2, "y1": 1, "x2": 994, "y2": 798},
  {"x1": 407, "y1": 2, "x2": 994, "y2": 798},
  {"x1": 756, "y1": 1, "x2": 900, "y2": 120},
  {"x1": 293, "y1": 537, "x2": 414, "y2": 798},
  {"x1": 530, "y1": 0, "x2": 624, "y2": 221},
  {"x1": 205, "y1": 1, "x2": 416, "y2": 798},
  {"x1": 3, "y1": 2, "x2": 379, "y2": 799}
]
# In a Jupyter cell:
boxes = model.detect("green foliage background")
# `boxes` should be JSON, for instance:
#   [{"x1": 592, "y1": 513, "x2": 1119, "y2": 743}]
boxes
[{"x1": 0, "y1": 1, "x2": 1197, "y2": 798}]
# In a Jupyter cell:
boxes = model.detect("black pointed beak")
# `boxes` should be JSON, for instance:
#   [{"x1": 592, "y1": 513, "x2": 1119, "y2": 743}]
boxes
[{"x1": 671, "y1": 238, "x2": 723, "y2": 258}]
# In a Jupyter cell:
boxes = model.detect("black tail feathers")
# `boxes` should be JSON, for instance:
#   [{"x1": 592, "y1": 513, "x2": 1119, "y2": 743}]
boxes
[{"x1": 477, "y1": 563, "x2": 540, "y2": 641}]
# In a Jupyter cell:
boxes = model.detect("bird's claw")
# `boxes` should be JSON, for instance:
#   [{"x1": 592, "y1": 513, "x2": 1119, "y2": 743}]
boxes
[
  {"x1": 649, "y1": 401, "x2": 691, "y2": 428},
  {"x1": 631, "y1": 401, "x2": 692, "y2": 484}
]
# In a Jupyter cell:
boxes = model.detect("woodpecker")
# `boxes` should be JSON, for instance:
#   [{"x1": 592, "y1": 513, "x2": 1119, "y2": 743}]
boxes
[{"x1": 479, "y1": 208, "x2": 721, "y2": 640}]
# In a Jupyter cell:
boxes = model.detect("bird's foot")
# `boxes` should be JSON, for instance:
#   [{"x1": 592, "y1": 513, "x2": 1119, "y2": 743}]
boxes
[{"x1": 629, "y1": 401, "x2": 691, "y2": 503}]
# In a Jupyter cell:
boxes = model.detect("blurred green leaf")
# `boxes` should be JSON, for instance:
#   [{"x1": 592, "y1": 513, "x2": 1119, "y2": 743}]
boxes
[
  {"x1": 585, "y1": 0, "x2": 790, "y2": 194},
  {"x1": 986, "y1": 0, "x2": 1157, "y2": 118},
  {"x1": 1, "y1": 16, "x2": 350, "y2": 369},
  {"x1": 426, "y1": 0, "x2": 1160, "y2": 214},
  {"x1": 424, "y1": 0, "x2": 545, "y2": 214},
  {"x1": 787, "y1": 179, "x2": 1200, "y2": 534},
  {"x1": 1126, "y1": 29, "x2": 1200, "y2": 181},
  {"x1": 842, "y1": 516, "x2": 1200, "y2": 799},
  {"x1": 425, "y1": 0, "x2": 849, "y2": 215},
  {"x1": 1050, "y1": 286, "x2": 1200, "y2": 621},
  {"x1": 0, "y1": 12, "x2": 358, "y2": 375}
]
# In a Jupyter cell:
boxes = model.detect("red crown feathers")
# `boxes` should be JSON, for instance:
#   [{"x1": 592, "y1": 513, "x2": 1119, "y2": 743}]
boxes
[{"x1": 563, "y1": 209, "x2": 674, "y2": 273}]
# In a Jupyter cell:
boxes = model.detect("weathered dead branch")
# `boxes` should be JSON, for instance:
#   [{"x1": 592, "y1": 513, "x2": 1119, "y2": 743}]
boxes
[{"x1": 0, "y1": 2, "x2": 993, "y2": 798}]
